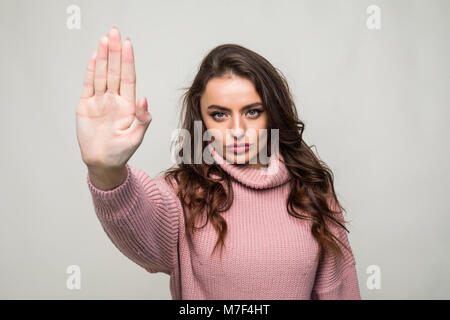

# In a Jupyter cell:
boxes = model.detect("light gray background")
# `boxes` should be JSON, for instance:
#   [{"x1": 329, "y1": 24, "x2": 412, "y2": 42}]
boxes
[{"x1": 0, "y1": 0, "x2": 449, "y2": 299}]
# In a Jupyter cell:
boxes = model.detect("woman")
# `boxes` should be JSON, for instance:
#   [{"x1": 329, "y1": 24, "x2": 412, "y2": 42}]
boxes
[{"x1": 76, "y1": 25, "x2": 361, "y2": 300}]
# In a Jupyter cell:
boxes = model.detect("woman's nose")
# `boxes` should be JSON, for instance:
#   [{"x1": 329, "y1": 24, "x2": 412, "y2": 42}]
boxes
[{"x1": 230, "y1": 118, "x2": 245, "y2": 139}]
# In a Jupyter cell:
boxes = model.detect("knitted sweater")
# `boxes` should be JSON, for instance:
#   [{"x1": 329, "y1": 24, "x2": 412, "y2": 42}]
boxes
[{"x1": 86, "y1": 146, "x2": 361, "y2": 300}]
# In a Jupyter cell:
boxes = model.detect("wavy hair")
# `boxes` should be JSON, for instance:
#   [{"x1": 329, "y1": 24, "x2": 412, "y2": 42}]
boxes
[{"x1": 164, "y1": 43, "x2": 353, "y2": 265}]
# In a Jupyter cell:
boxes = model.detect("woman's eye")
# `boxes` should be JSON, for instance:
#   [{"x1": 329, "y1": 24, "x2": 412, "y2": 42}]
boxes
[
  {"x1": 247, "y1": 109, "x2": 262, "y2": 118},
  {"x1": 210, "y1": 109, "x2": 263, "y2": 121},
  {"x1": 211, "y1": 112, "x2": 226, "y2": 120}
]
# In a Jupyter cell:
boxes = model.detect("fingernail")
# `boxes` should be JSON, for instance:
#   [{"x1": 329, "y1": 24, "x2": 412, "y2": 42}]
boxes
[{"x1": 112, "y1": 24, "x2": 118, "y2": 29}]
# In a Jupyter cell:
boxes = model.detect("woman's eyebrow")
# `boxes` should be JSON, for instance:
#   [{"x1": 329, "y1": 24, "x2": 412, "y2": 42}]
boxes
[{"x1": 207, "y1": 102, "x2": 263, "y2": 112}]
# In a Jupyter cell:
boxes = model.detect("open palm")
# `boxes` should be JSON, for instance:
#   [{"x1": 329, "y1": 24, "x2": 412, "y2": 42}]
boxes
[{"x1": 76, "y1": 26, "x2": 152, "y2": 169}]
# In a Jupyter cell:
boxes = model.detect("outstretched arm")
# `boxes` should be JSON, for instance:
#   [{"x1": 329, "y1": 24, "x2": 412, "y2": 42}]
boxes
[
  {"x1": 87, "y1": 163, "x2": 181, "y2": 275},
  {"x1": 76, "y1": 25, "x2": 180, "y2": 274}
]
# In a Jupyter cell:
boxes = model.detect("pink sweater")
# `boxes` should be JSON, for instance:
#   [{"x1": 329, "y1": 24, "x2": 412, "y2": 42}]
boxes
[{"x1": 86, "y1": 147, "x2": 361, "y2": 300}]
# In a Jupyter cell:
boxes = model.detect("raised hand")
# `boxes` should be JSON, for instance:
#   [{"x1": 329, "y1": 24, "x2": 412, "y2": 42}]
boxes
[{"x1": 76, "y1": 26, "x2": 152, "y2": 174}]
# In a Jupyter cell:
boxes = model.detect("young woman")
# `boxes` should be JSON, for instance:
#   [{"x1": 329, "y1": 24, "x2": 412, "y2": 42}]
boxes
[{"x1": 76, "y1": 25, "x2": 361, "y2": 300}]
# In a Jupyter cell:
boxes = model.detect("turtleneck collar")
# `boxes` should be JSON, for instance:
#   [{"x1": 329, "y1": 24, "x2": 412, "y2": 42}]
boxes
[{"x1": 206, "y1": 144, "x2": 292, "y2": 190}]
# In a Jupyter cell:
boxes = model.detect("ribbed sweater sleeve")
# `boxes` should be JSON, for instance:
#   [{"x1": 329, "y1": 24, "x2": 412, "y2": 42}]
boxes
[
  {"x1": 310, "y1": 196, "x2": 361, "y2": 300},
  {"x1": 86, "y1": 163, "x2": 181, "y2": 275}
]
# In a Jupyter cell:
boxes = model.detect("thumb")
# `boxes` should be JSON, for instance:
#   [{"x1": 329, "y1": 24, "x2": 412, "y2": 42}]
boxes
[
  {"x1": 136, "y1": 96, "x2": 152, "y2": 125},
  {"x1": 128, "y1": 96, "x2": 152, "y2": 142}
]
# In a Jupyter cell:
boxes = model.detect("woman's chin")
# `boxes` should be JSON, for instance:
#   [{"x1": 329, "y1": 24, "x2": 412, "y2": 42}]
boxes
[{"x1": 223, "y1": 150, "x2": 259, "y2": 165}]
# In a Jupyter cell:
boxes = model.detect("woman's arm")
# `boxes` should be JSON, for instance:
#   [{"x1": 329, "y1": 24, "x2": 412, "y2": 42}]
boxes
[
  {"x1": 310, "y1": 254, "x2": 361, "y2": 300},
  {"x1": 87, "y1": 163, "x2": 181, "y2": 275},
  {"x1": 75, "y1": 25, "x2": 178, "y2": 274},
  {"x1": 310, "y1": 197, "x2": 361, "y2": 300}
]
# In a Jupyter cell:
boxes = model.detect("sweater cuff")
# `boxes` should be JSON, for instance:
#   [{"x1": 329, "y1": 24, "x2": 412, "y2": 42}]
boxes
[
  {"x1": 86, "y1": 163, "x2": 140, "y2": 220},
  {"x1": 313, "y1": 263, "x2": 360, "y2": 300}
]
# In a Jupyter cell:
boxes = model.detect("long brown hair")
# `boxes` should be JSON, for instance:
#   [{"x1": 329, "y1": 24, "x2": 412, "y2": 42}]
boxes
[{"x1": 164, "y1": 43, "x2": 353, "y2": 265}]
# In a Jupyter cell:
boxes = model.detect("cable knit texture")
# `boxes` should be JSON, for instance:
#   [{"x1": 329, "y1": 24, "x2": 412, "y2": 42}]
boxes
[{"x1": 86, "y1": 146, "x2": 361, "y2": 300}]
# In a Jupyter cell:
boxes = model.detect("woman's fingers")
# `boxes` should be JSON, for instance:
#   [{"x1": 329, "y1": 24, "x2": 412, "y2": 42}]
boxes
[
  {"x1": 106, "y1": 26, "x2": 122, "y2": 94},
  {"x1": 120, "y1": 37, "x2": 136, "y2": 104},
  {"x1": 80, "y1": 50, "x2": 96, "y2": 100},
  {"x1": 94, "y1": 36, "x2": 108, "y2": 96}
]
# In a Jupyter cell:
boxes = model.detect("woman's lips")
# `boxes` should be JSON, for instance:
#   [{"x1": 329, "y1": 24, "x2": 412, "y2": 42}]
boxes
[{"x1": 226, "y1": 143, "x2": 250, "y2": 154}]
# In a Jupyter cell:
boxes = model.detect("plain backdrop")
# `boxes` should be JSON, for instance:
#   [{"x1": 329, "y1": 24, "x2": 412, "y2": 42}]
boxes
[{"x1": 0, "y1": 0, "x2": 449, "y2": 299}]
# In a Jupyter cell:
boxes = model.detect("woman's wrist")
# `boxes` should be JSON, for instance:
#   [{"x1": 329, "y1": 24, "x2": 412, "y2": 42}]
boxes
[{"x1": 87, "y1": 164, "x2": 128, "y2": 191}]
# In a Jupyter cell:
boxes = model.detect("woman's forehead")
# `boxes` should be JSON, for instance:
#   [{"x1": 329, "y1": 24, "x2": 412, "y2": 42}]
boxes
[{"x1": 200, "y1": 76, "x2": 261, "y2": 109}]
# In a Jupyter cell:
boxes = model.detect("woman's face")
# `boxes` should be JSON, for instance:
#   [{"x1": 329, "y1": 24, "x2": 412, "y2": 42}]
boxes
[{"x1": 200, "y1": 74, "x2": 269, "y2": 168}]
